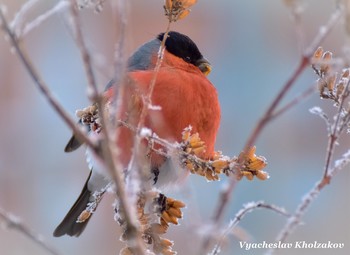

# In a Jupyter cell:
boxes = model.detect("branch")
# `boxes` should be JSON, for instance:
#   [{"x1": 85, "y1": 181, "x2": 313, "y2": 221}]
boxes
[
  {"x1": 23, "y1": 1, "x2": 70, "y2": 38},
  {"x1": 0, "y1": 208, "x2": 60, "y2": 255},
  {"x1": 210, "y1": 201, "x2": 290, "y2": 255},
  {"x1": 125, "y1": 21, "x2": 171, "y2": 192},
  {"x1": 284, "y1": 0, "x2": 306, "y2": 55},
  {"x1": 136, "y1": 21, "x2": 171, "y2": 130},
  {"x1": 245, "y1": 5, "x2": 343, "y2": 162},
  {"x1": 10, "y1": 0, "x2": 40, "y2": 36},
  {"x1": 67, "y1": 2, "x2": 146, "y2": 253},
  {"x1": 110, "y1": 0, "x2": 128, "y2": 127},
  {"x1": 0, "y1": 8, "x2": 96, "y2": 150},
  {"x1": 201, "y1": 6, "x2": 344, "y2": 253},
  {"x1": 269, "y1": 83, "x2": 316, "y2": 120},
  {"x1": 267, "y1": 149, "x2": 350, "y2": 255},
  {"x1": 323, "y1": 79, "x2": 350, "y2": 178},
  {"x1": 68, "y1": 0, "x2": 99, "y2": 102}
]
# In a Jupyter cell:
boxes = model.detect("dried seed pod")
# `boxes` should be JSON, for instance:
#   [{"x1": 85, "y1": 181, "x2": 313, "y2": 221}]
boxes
[
  {"x1": 120, "y1": 247, "x2": 133, "y2": 255},
  {"x1": 192, "y1": 146, "x2": 206, "y2": 156},
  {"x1": 166, "y1": 197, "x2": 175, "y2": 204},
  {"x1": 199, "y1": 168, "x2": 206, "y2": 176},
  {"x1": 160, "y1": 218, "x2": 169, "y2": 229},
  {"x1": 205, "y1": 170, "x2": 214, "y2": 181},
  {"x1": 185, "y1": 147, "x2": 192, "y2": 154},
  {"x1": 165, "y1": 0, "x2": 173, "y2": 10},
  {"x1": 313, "y1": 47, "x2": 324, "y2": 60},
  {"x1": 190, "y1": 140, "x2": 205, "y2": 149},
  {"x1": 322, "y1": 51, "x2": 332, "y2": 61},
  {"x1": 248, "y1": 157, "x2": 267, "y2": 171},
  {"x1": 161, "y1": 211, "x2": 172, "y2": 223},
  {"x1": 212, "y1": 151, "x2": 223, "y2": 160},
  {"x1": 336, "y1": 81, "x2": 345, "y2": 98},
  {"x1": 182, "y1": 0, "x2": 198, "y2": 9},
  {"x1": 318, "y1": 78, "x2": 326, "y2": 95},
  {"x1": 326, "y1": 74, "x2": 336, "y2": 91},
  {"x1": 242, "y1": 171, "x2": 254, "y2": 180},
  {"x1": 320, "y1": 51, "x2": 332, "y2": 74},
  {"x1": 160, "y1": 238, "x2": 174, "y2": 247},
  {"x1": 178, "y1": 9, "x2": 190, "y2": 20},
  {"x1": 189, "y1": 133, "x2": 203, "y2": 147},
  {"x1": 162, "y1": 211, "x2": 178, "y2": 224},
  {"x1": 162, "y1": 249, "x2": 176, "y2": 255},
  {"x1": 245, "y1": 146, "x2": 256, "y2": 160},
  {"x1": 212, "y1": 174, "x2": 220, "y2": 181},
  {"x1": 342, "y1": 68, "x2": 350, "y2": 78},
  {"x1": 185, "y1": 161, "x2": 194, "y2": 171},
  {"x1": 168, "y1": 207, "x2": 182, "y2": 218},
  {"x1": 214, "y1": 167, "x2": 223, "y2": 174},
  {"x1": 256, "y1": 171, "x2": 269, "y2": 180},
  {"x1": 182, "y1": 128, "x2": 191, "y2": 141},
  {"x1": 212, "y1": 159, "x2": 229, "y2": 169},
  {"x1": 172, "y1": 200, "x2": 186, "y2": 208}
]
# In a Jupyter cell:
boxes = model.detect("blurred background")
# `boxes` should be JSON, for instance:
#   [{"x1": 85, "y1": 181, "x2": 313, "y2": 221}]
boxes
[{"x1": 0, "y1": 0, "x2": 349, "y2": 254}]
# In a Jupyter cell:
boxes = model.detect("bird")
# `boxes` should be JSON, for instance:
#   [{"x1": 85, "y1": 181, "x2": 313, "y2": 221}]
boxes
[{"x1": 53, "y1": 31, "x2": 221, "y2": 237}]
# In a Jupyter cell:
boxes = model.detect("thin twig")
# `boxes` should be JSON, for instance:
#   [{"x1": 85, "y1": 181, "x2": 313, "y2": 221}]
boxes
[
  {"x1": 270, "y1": 83, "x2": 316, "y2": 120},
  {"x1": 123, "y1": 19, "x2": 172, "y2": 219},
  {"x1": 267, "y1": 149, "x2": 350, "y2": 255},
  {"x1": 201, "y1": 6, "x2": 344, "y2": 254},
  {"x1": 137, "y1": 21, "x2": 172, "y2": 130},
  {"x1": 21, "y1": 1, "x2": 70, "y2": 39},
  {"x1": 110, "y1": 0, "x2": 128, "y2": 127},
  {"x1": 124, "y1": 20, "x2": 172, "y2": 200},
  {"x1": 323, "y1": 79, "x2": 350, "y2": 178},
  {"x1": 68, "y1": 0, "x2": 99, "y2": 102},
  {"x1": 0, "y1": 208, "x2": 60, "y2": 255},
  {"x1": 210, "y1": 201, "x2": 290, "y2": 255},
  {"x1": 287, "y1": 1, "x2": 305, "y2": 55},
  {"x1": 68, "y1": 2, "x2": 146, "y2": 253},
  {"x1": 10, "y1": 0, "x2": 40, "y2": 36},
  {"x1": 0, "y1": 8, "x2": 95, "y2": 150}
]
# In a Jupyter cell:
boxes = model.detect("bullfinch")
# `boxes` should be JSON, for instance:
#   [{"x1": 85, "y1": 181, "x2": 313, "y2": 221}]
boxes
[{"x1": 53, "y1": 31, "x2": 221, "y2": 237}]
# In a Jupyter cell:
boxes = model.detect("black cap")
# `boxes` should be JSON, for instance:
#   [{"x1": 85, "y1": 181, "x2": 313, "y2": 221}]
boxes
[{"x1": 157, "y1": 31, "x2": 205, "y2": 67}]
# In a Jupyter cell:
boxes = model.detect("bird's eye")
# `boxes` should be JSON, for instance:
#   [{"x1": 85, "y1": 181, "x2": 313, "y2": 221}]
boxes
[{"x1": 185, "y1": 56, "x2": 191, "y2": 62}]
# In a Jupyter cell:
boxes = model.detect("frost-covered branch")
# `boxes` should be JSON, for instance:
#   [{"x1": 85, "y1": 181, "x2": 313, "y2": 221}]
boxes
[
  {"x1": 0, "y1": 208, "x2": 60, "y2": 255},
  {"x1": 267, "y1": 45, "x2": 350, "y2": 254},
  {"x1": 322, "y1": 78, "x2": 350, "y2": 179},
  {"x1": 119, "y1": 3, "x2": 199, "y2": 252},
  {"x1": 267, "y1": 149, "x2": 350, "y2": 255},
  {"x1": 0, "y1": 8, "x2": 96, "y2": 150},
  {"x1": 270, "y1": 83, "x2": 316, "y2": 120},
  {"x1": 68, "y1": 2, "x2": 147, "y2": 253},
  {"x1": 284, "y1": 0, "x2": 306, "y2": 54},
  {"x1": 210, "y1": 201, "x2": 290, "y2": 255},
  {"x1": 68, "y1": 0, "x2": 99, "y2": 102},
  {"x1": 201, "y1": 6, "x2": 344, "y2": 254},
  {"x1": 9, "y1": 0, "x2": 41, "y2": 36},
  {"x1": 15, "y1": 1, "x2": 70, "y2": 39}
]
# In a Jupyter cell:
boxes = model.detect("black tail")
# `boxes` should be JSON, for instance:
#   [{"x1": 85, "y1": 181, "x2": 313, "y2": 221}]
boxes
[{"x1": 53, "y1": 172, "x2": 92, "y2": 237}]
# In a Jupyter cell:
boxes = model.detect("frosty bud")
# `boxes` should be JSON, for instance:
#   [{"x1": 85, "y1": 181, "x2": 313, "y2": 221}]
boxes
[
  {"x1": 313, "y1": 47, "x2": 324, "y2": 60},
  {"x1": 342, "y1": 68, "x2": 350, "y2": 78},
  {"x1": 326, "y1": 74, "x2": 336, "y2": 91},
  {"x1": 322, "y1": 51, "x2": 332, "y2": 60}
]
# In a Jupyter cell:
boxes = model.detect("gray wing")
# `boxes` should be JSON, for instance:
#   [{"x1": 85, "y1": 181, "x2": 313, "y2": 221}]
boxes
[{"x1": 65, "y1": 38, "x2": 161, "y2": 152}]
